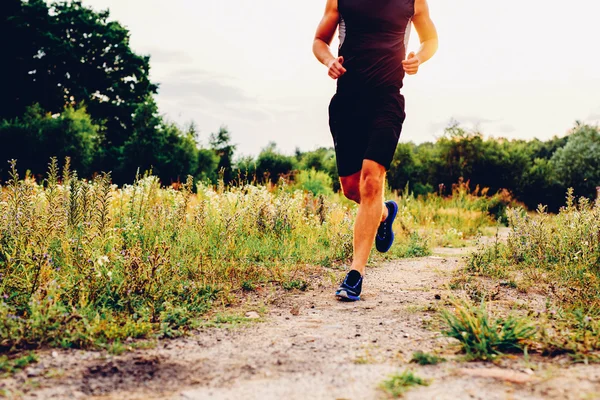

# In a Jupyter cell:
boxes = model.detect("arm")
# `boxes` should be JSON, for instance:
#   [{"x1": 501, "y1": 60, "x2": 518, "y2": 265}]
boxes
[
  {"x1": 312, "y1": 0, "x2": 347, "y2": 79},
  {"x1": 402, "y1": 0, "x2": 439, "y2": 75}
]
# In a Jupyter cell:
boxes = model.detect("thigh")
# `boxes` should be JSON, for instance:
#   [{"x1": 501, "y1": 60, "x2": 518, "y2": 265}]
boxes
[
  {"x1": 329, "y1": 93, "x2": 370, "y2": 177},
  {"x1": 363, "y1": 92, "x2": 406, "y2": 171}
]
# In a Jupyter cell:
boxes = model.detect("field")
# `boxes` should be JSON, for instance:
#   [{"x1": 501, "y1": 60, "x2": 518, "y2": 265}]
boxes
[{"x1": 2, "y1": 161, "x2": 600, "y2": 398}]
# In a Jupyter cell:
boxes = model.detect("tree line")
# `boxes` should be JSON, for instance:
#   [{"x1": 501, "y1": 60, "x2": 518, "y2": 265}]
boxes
[{"x1": 1, "y1": 0, "x2": 598, "y2": 211}]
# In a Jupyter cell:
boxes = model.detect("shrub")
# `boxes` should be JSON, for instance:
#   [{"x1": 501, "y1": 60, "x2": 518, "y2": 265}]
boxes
[{"x1": 294, "y1": 169, "x2": 334, "y2": 196}]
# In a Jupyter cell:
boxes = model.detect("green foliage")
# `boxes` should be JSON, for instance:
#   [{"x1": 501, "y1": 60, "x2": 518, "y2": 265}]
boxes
[
  {"x1": 0, "y1": 105, "x2": 99, "y2": 178},
  {"x1": 0, "y1": 161, "x2": 354, "y2": 350},
  {"x1": 1, "y1": 0, "x2": 157, "y2": 174},
  {"x1": 255, "y1": 142, "x2": 297, "y2": 184},
  {"x1": 120, "y1": 97, "x2": 199, "y2": 184},
  {"x1": 210, "y1": 126, "x2": 237, "y2": 184},
  {"x1": 0, "y1": 353, "x2": 38, "y2": 374},
  {"x1": 380, "y1": 370, "x2": 429, "y2": 398},
  {"x1": 442, "y1": 299, "x2": 536, "y2": 361},
  {"x1": 388, "y1": 232, "x2": 432, "y2": 259},
  {"x1": 475, "y1": 191, "x2": 600, "y2": 309},
  {"x1": 467, "y1": 191, "x2": 600, "y2": 356},
  {"x1": 386, "y1": 123, "x2": 600, "y2": 212},
  {"x1": 294, "y1": 169, "x2": 334, "y2": 196},
  {"x1": 282, "y1": 280, "x2": 309, "y2": 291},
  {"x1": 551, "y1": 123, "x2": 600, "y2": 199},
  {"x1": 410, "y1": 351, "x2": 446, "y2": 365}
]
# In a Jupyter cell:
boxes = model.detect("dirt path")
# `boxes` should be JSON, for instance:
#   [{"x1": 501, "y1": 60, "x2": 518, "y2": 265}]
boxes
[{"x1": 5, "y1": 247, "x2": 600, "y2": 399}]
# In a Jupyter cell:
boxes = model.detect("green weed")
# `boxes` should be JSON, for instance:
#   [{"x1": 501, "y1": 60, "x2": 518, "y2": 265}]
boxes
[
  {"x1": 442, "y1": 298, "x2": 536, "y2": 361},
  {"x1": 0, "y1": 352, "x2": 38, "y2": 374},
  {"x1": 282, "y1": 279, "x2": 309, "y2": 291},
  {"x1": 410, "y1": 351, "x2": 446, "y2": 365},
  {"x1": 380, "y1": 370, "x2": 429, "y2": 398}
]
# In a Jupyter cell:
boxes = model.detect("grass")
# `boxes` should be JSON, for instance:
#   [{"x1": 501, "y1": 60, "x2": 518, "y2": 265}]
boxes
[
  {"x1": 463, "y1": 189, "x2": 600, "y2": 357},
  {"x1": 442, "y1": 298, "x2": 536, "y2": 361},
  {"x1": 0, "y1": 353, "x2": 38, "y2": 375},
  {"x1": 380, "y1": 370, "x2": 429, "y2": 397},
  {"x1": 0, "y1": 159, "x2": 501, "y2": 353},
  {"x1": 410, "y1": 351, "x2": 445, "y2": 365},
  {"x1": 388, "y1": 180, "x2": 517, "y2": 249},
  {"x1": 0, "y1": 159, "x2": 355, "y2": 351}
]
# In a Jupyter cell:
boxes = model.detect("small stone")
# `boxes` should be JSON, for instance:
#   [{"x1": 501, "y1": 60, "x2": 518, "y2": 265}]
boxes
[
  {"x1": 245, "y1": 311, "x2": 260, "y2": 319},
  {"x1": 435, "y1": 294, "x2": 442, "y2": 300},
  {"x1": 290, "y1": 306, "x2": 300, "y2": 316},
  {"x1": 51, "y1": 351, "x2": 58, "y2": 358},
  {"x1": 27, "y1": 367, "x2": 42, "y2": 377},
  {"x1": 403, "y1": 333, "x2": 410, "y2": 338}
]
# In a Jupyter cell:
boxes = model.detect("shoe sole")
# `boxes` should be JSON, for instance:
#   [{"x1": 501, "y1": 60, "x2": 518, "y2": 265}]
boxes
[
  {"x1": 336, "y1": 289, "x2": 360, "y2": 302},
  {"x1": 376, "y1": 201, "x2": 398, "y2": 253}
]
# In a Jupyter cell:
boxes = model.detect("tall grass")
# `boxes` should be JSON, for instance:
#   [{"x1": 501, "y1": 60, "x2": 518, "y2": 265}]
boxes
[
  {"x1": 466, "y1": 190, "x2": 600, "y2": 356},
  {"x1": 0, "y1": 159, "x2": 354, "y2": 350},
  {"x1": 389, "y1": 180, "x2": 515, "y2": 248},
  {"x1": 0, "y1": 160, "x2": 504, "y2": 352}
]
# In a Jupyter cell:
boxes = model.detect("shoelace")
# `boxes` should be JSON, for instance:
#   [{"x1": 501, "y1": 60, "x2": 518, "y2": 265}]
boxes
[{"x1": 379, "y1": 222, "x2": 387, "y2": 239}]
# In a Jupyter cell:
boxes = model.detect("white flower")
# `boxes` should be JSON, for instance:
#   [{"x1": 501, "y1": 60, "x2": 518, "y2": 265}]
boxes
[{"x1": 97, "y1": 255, "x2": 110, "y2": 267}]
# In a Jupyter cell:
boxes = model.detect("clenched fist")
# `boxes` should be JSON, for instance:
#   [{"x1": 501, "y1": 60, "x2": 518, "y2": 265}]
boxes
[
  {"x1": 402, "y1": 52, "x2": 421, "y2": 75},
  {"x1": 327, "y1": 56, "x2": 347, "y2": 79}
]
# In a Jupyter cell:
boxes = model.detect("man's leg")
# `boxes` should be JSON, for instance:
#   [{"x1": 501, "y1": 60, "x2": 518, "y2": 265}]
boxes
[
  {"x1": 339, "y1": 171, "x2": 361, "y2": 204},
  {"x1": 350, "y1": 160, "x2": 387, "y2": 276},
  {"x1": 340, "y1": 172, "x2": 389, "y2": 221}
]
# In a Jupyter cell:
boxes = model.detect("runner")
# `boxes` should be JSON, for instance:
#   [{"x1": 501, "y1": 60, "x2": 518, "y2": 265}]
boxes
[{"x1": 313, "y1": 0, "x2": 438, "y2": 301}]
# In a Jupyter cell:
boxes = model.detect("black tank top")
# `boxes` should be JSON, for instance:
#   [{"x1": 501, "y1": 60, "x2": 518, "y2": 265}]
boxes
[{"x1": 337, "y1": 0, "x2": 415, "y2": 92}]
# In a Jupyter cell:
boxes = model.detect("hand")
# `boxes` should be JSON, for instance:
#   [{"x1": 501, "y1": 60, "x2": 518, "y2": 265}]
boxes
[
  {"x1": 402, "y1": 52, "x2": 421, "y2": 75},
  {"x1": 327, "y1": 56, "x2": 347, "y2": 80}
]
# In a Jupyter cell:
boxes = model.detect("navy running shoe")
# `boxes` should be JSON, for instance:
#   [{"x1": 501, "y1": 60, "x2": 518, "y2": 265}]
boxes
[
  {"x1": 336, "y1": 270, "x2": 363, "y2": 302},
  {"x1": 376, "y1": 201, "x2": 398, "y2": 253}
]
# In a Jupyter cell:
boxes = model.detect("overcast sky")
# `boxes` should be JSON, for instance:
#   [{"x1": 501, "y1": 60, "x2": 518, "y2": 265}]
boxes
[{"x1": 83, "y1": 0, "x2": 600, "y2": 157}]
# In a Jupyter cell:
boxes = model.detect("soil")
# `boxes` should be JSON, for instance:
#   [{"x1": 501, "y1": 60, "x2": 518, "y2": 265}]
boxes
[{"x1": 4, "y1": 233, "x2": 600, "y2": 399}]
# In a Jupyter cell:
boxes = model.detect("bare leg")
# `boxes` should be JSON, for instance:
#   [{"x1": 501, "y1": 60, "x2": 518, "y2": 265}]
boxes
[
  {"x1": 349, "y1": 160, "x2": 387, "y2": 276},
  {"x1": 340, "y1": 169, "x2": 388, "y2": 222}
]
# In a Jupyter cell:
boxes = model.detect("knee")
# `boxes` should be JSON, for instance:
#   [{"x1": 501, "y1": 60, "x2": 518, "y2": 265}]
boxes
[{"x1": 360, "y1": 172, "x2": 384, "y2": 200}]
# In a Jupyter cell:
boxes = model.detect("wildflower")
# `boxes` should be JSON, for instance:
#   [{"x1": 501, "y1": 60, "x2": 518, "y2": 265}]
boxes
[{"x1": 97, "y1": 255, "x2": 110, "y2": 267}]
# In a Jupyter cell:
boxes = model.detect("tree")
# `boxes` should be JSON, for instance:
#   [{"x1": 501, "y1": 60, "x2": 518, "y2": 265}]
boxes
[
  {"x1": 1, "y1": 0, "x2": 157, "y2": 172},
  {"x1": 120, "y1": 96, "x2": 198, "y2": 184},
  {"x1": 551, "y1": 123, "x2": 600, "y2": 199},
  {"x1": 0, "y1": 104, "x2": 100, "y2": 179},
  {"x1": 209, "y1": 126, "x2": 236, "y2": 184},
  {"x1": 255, "y1": 143, "x2": 296, "y2": 184}
]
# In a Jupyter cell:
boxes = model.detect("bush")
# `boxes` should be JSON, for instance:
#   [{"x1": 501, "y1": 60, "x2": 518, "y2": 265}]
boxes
[
  {"x1": 294, "y1": 169, "x2": 333, "y2": 196},
  {"x1": 0, "y1": 105, "x2": 99, "y2": 179}
]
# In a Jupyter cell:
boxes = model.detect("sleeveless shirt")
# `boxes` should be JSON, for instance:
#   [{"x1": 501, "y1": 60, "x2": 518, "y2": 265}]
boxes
[{"x1": 337, "y1": 0, "x2": 415, "y2": 92}]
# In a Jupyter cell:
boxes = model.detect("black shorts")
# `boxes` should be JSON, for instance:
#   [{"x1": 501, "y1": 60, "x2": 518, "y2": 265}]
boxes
[{"x1": 328, "y1": 88, "x2": 406, "y2": 177}]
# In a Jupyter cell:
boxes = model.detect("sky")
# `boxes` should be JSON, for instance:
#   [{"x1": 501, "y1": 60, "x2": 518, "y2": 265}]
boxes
[{"x1": 82, "y1": 0, "x2": 600, "y2": 157}]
